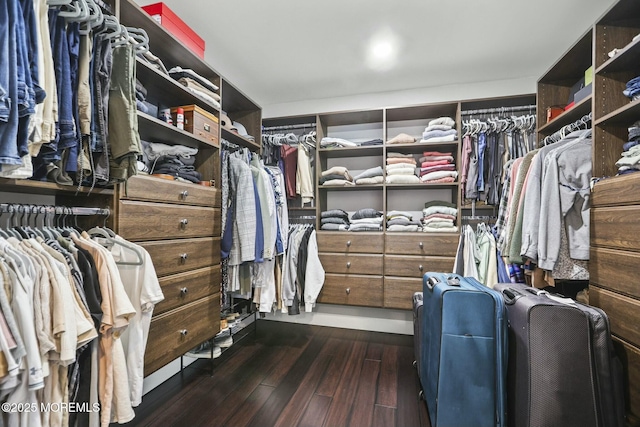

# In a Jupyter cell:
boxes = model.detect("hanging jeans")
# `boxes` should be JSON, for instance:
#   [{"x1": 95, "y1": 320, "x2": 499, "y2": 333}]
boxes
[
  {"x1": 34, "y1": 8, "x2": 75, "y2": 176},
  {"x1": 90, "y1": 33, "x2": 112, "y2": 184},
  {"x1": 0, "y1": 0, "x2": 22, "y2": 166}
]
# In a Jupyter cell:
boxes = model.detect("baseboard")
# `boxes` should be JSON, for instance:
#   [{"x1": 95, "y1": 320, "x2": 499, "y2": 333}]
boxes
[{"x1": 259, "y1": 303, "x2": 413, "y2": 335}]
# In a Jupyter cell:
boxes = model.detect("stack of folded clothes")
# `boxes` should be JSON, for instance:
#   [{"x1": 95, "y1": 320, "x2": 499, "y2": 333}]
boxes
[
  {"x1": 352, "y1": 166, "x2": 384, "y2": 184},
  {"x1": 349, "y1": 208, "x2": 383, "y2": 231},
  {"x1": 144, "y1": 141, "x2": 202, "y2": 183},
  {"x1": 418, "y1": 150, "x2": 457, "y2": 183},
  {"x1": 320, "y1": 166, "x2": 354, "y2": 186},
  {"x1": 169, "y1": 66, "x2": 221, "y2": 109},
  {"x1": 321, "y1": 209, "x2": 350, "y2": 231},
  {"x1": 386, "y1": 152, "x2": 419, "y2": 184},
  {"x1": 615, "y1": 121, "x2": 640, "y2": 175},
  {"x1": 320, "y1": 137, "x2": 359, "y2": 148},
  {"x1": 623, "y1": 76, "x2": 640, "y2": 101},
  {"x1": 320, "y1": 137, "x2": 383, "y2": 148},
  {"x1": 421, "y1": 201, "x2": 458, "y2": 232},
  {"x1": 135, "y1": 79, "x2": 149, "y2": 113},
  {"x1": 386, "y1": 210, "x2": 421, "y2": 232},
  {"x1": 386, "y1": 133, "x2": 417, "y2": 144},
  {"x1": 420, "y1": 117, "x2": 457, "y2": 143}
]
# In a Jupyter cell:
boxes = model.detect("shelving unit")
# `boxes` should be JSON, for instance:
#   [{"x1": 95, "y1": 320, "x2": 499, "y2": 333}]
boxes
[
  {"x1": 536, "y1": 29, "x2": 593, "y2": 143},
  {"x1": 538, "y1": 1, "x2": 640, "y2": 423},
  {"x1": 114, "y1": 0, "x2": 262, "y2": 377},
  {"x1": 590, "y1": 2, "x2": 640, "y2": 424}
]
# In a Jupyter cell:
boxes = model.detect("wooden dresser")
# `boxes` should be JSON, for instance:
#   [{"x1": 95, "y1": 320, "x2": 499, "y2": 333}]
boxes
[
  {"x1": 117, "y1": 175, "x2": 221, "y2": 375},
  {"x1": 317, "y1": 232, "x2": 384, "y2": 307},
  {"x1": 590, "y1": 175, "x2": 640, "y2": 424}
]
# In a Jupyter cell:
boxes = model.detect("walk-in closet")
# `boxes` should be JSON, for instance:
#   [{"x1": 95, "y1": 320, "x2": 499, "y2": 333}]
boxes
[{"x1": 1, "y1": 0, "x2": 637, "y2": 426}]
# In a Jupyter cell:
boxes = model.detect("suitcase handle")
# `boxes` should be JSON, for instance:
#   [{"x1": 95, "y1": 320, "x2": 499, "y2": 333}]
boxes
[
  {"x1": 446, "y1": 276, "x2": 461, "y2": 287},
  {"x1": 502, "y1": 288, "x2": 522, "y2": 305},
  {"x1": 426, "y1": 276, "x2": 440, "y2": 291}
]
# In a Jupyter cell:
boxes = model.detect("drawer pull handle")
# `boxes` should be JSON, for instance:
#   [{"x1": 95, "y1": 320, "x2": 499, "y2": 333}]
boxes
[
  {"x1": 346, "y1": 288, "x2": 351, "y2": 295},
  {"x1": 179, "y1": 329, "x2": 188, "y2": 336},
  {"x1": 180, "y1": 190, "x2": 189, "y2": 199},
  {"x1": 419, "y1": 242, "x2": 424, "y2": 248},
  {"x1": 180, "y1": 253, "x2": 188, "y2": 262},
  {"x1": 346, "y1": 240, "x2": 351, "y2": 247},
  {"x1": 180, "y1": 218, "x2": 189, "y2": 228},
  {"x1": 180, "y1": 287, "x2": 188, "y2": 295},
  {"x1": 419, "y1": 265, "x2": 424, "y2": 271},
  {"x1": 346, "y1": 261, "x2": 351, "y2": 268}
]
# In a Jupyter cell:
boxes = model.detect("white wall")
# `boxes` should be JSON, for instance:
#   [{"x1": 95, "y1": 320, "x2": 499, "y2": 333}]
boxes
[{"x1": 263, "y1": 76, "x2": 536, "y2": 118}]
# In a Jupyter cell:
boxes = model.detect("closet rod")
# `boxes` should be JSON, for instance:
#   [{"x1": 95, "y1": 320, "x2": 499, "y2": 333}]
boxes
[
  {"x1": 0, "y1": 204, "x2": 109, "y2": 217},
  {"x1": 262, "y1": 123, "x2": 317, "y2": 132},
  {"x1": 541, "y1": 112, "x2": 592, "y2": 146},
  {"x1": 462, "y1": 104, "x2": 536, "y2": 116}
]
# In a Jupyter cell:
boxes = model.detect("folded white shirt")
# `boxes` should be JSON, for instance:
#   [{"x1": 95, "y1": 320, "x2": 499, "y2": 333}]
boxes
[
  {"x1": 386, "y1": 175, "x2": 420, "y2": 184},
  {"x1": 420, "y1": 171, "x2": 458, "y2": 182},
  {"x1": 320, "y1": 137, "x2": 359, "y2": 147}
]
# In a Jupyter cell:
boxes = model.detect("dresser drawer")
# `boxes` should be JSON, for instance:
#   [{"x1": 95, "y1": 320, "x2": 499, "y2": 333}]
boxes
[
  {"x1": 122, "y1": 175, "x2": 220, "y2": 207},
  {"x1": 385, "y1": 233, "x2": 458, "y2": 256},
  {"x1": 592, "y1": 206, "x2": 640, "y2": 252},
  {"x1": 154, "y1": 266, "x2": 220, "y2": 315},
  {"x1": 318, "y1": 253, "x2": 383, "y2": 275},
  {"x1": 384, "y1": 277, "x2": 422, "y2": 310},
  {"x1": 318, "y1": 274, "x2": 383, "y2": 307},
  {"x1": 144, "y1": 294, "x2": 220, "y2": 376},
  {"x1": 589, "y1": 285, "x2": 640, "y2": 348},
  {"x1": 118, "y1": 200, "x2": 220, "y2": 240},
  {"x1": 590, "y1": 247, "x2": 640, "y2": 299},
  {"x1": 138, "y1": 237, "x2": 220, "y2": 277},
  {"x1": 384, "y1": 255, "x2": 455, "y2": 279},
  {"x1": 317, "y1": 232, "x2": 384, "y2": 254}
]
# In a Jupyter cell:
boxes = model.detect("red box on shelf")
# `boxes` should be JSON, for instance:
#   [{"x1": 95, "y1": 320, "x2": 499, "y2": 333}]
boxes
[{"x1": 142, "y1": 2, "x2": 205, "y2": 59}]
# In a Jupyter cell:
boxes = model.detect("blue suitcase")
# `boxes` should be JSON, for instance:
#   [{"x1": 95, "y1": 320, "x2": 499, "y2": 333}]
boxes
[{"x1": 421, "y1": 272, "x2": 508, "y2": 427}]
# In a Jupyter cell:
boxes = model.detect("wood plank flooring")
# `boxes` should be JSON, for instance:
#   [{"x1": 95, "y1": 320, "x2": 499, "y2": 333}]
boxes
[{"x1": 124, "y1": 320, "x2": 430, "y2": 427}]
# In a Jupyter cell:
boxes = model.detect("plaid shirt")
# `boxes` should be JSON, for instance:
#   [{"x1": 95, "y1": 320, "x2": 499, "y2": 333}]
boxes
[{"x1": 494, "y1": 160, "x2": 514, "y2": 251}]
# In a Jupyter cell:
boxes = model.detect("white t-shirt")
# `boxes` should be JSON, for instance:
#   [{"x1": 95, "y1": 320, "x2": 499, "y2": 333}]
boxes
[{"x1": 112, "y1": 237, "x2": 164, "y2": 407}]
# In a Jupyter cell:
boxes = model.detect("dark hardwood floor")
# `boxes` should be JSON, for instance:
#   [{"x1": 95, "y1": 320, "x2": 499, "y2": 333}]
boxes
[{"x1": 125, "y1": 320, "x2": 430, "y2": 427}]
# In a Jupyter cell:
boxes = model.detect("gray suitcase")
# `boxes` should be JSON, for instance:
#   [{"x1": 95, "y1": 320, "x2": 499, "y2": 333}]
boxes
[{"x1": 495, "y1": 283, "x2": 624, "y2": 427}]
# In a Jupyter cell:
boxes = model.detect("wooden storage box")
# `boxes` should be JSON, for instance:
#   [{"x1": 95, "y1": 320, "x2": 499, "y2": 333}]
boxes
[{"x1": 171, "y1": 105, "x2": 219, "y2": 146}]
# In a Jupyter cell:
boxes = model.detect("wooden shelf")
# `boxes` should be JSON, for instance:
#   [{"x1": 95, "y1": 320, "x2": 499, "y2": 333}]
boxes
[
  {"x1": 118, "y1": 0, "x2": 219, "y2": 83},
  {"x1": 385, "y1": 141, "x2": 459, "y2": 151},
  {"x1": 137, "y1": 111, "x2": 219, "y2": 149},
  {"x1": 386, "y1": 102, "x2": 459, "y2": 122},
  {"x1": 221, "y1": 128, "x2": 261, "y2": 151},
  {"x1": 318, "y1": 184, "x2": 383, "y2": 191},
  {"x1": 319, "y1": 110, "x2": 384, "y2": 127},
  {"x1": 596, "y1": 36, "x2": 640, "y2": 75},
  {"x1": 318, "y1": 145, "x2": 383, "y2": 158},
  {"x1": 0, "y1": 178, "x2": 114, "y2": 196},
  {"x1": 538, "y1": 95, "x2": 592, "y2": 135},
  {"x1": 595, "y1": 98, "x2": 640, "y2": 126},
  {"x1": 136, "y1": 57, "x2": 220, "y2": 115},
  {"x1": 538, "y1": 29, "x2": 593, "y2": 84},
  {"x1": 385, "y1": 183, "x2": 459, "y2": 189}
]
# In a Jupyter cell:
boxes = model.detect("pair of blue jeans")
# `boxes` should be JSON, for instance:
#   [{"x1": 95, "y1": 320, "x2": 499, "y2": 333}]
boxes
[{"x1": 0, "y1": 0, "x2": 38, "y2": 166}]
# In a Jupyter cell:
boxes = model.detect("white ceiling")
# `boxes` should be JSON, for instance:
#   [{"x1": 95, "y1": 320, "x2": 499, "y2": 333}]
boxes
[{"x1": 134, "y1": 0, "x2": 615, "y2": 110}]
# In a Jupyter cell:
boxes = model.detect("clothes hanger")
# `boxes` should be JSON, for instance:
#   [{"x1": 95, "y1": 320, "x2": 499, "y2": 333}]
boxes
[
  {"x1": 60, "y1": 0, "x2": 90, "y2": 21},
  {"x1": 48, "y1": 0, "x2": 73, "y2": 6},
  {"x1": 125, "y1": 27, "x2": 150, "y2": 54},
  {"x1": 86, "y1": 227, "x2": 143, "y2": 265}
]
